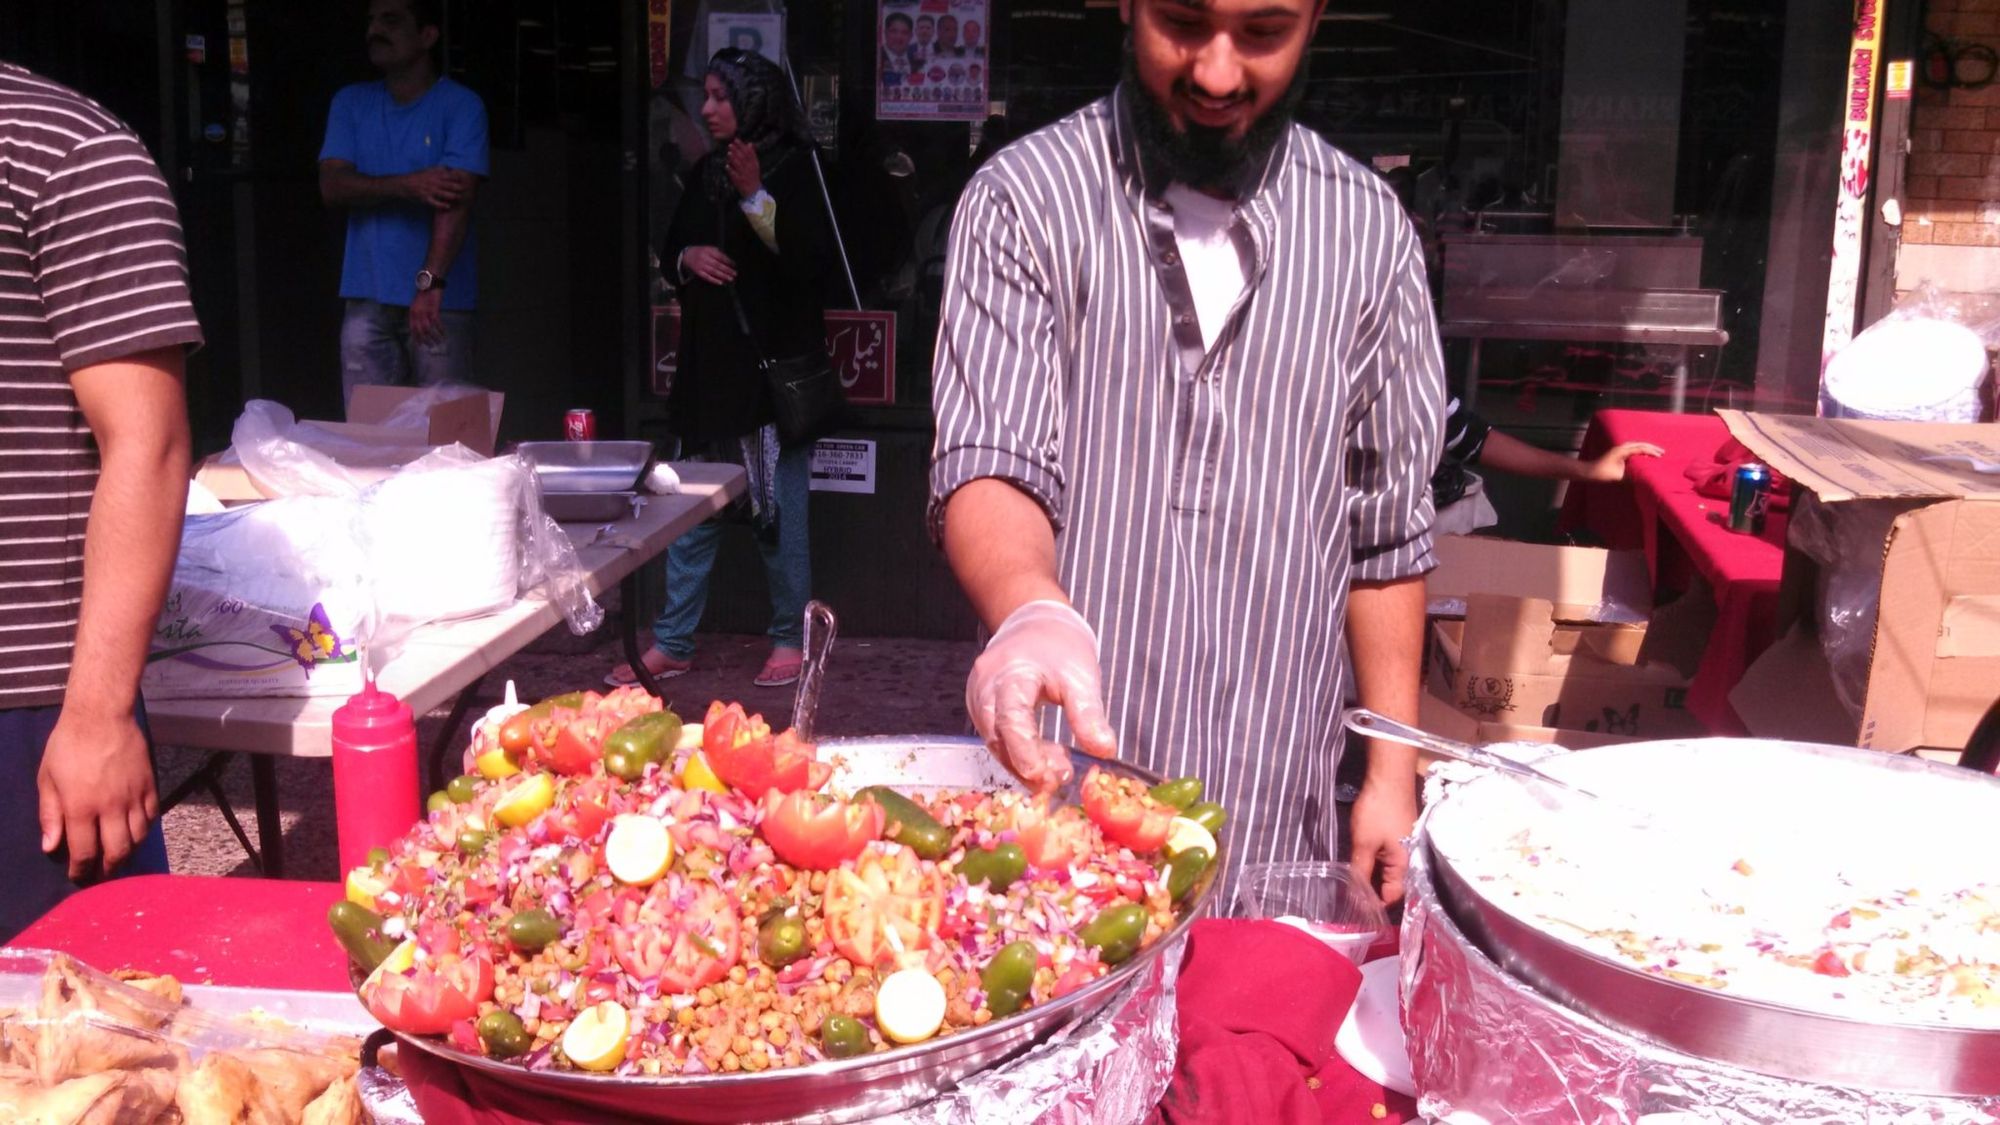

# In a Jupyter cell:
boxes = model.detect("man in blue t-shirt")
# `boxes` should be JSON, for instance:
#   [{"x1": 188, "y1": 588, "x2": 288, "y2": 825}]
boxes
[{"x1": 318, "y1": 0, "x2": 489, "y2": 407}]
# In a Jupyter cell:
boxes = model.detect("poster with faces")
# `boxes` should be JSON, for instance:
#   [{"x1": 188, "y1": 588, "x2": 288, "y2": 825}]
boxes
[{"x1": 877, "y1": 0, "x2": 988, "y2": 122}]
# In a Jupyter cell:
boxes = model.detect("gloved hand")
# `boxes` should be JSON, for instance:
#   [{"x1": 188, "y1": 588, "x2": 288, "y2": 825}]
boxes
[{"x1": 966, "y1": 600, "x2": 1119, "y2": 794}]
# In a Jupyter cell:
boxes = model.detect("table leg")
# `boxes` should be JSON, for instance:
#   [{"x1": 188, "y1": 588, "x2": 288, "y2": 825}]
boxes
[
  {"x1": 622, "y1": 572, "x2": 663, "y2": 699},
  {"x1": 250, "y1": 756, "x2": 284, "y2": 878},
  {"x1": 160, "y1": 751, "x2": 262, "y2": 867},
  {"x1": 425, "y1": 675, "x2": 486, "y2": 794}
]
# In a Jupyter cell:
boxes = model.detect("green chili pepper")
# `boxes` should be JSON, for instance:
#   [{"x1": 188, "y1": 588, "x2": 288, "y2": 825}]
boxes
[
  {"x1": 981, "y1": 941, "x2": 1039, "y2": 1018},
  {"x1": 326, "y1": 901, "x2": 398, "y2": 974},
  {"x1": 477, "y1": 1010, "x2": 533, "y2": 1057},
  {"x1": 506, "y1": 908, "x2": 561, "y2": 952},
  {"x1": 956, "y1": 843, "x2": 1027, "y2": 893},
  {"x1": 857, "y1": 787, "x2": 953, "y2": 860},
  {"x1": 1182, "y1": 801, "x2": 1228, "y2": 835},
  {"x1": 1147, "y1": 776, "x2": 1205, "y2": 810},
  {"x1": 603, "y1": 711, "x2": 682, "y2": 777},
  {"x1": 1079, "y1": 902, "x2": 1148, "y2": 965},
  {"x1": 1165, "y1": 846, "x2": 1212, "y2": 903}
]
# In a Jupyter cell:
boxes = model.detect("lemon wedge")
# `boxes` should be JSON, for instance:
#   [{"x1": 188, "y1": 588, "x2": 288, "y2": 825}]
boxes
[
  {"x1": 474, "y1": 746, "x2": 521, "y2": 780},
  {"x1": 493, "y1": 772, "x2": 555, "y2": 829},
  {"x1": 1163, "y1": 816, "x2": 1217, "y2": 860},
  {"x1": 605, "y1": 814, "x2": 674, "y2": 885},
  {"x1": 874, "y1": 967, "x2": 947, "y2": 1044},
  {"x1": 344, "y1": 866, "x2": 390, "y2": 911},
  {"x1": 679, "y1": 751, "x2": 728, "y2": 795},
  {"x1": 362, "y1": 938, "x2": 418, "y2": 994},
  {"x1": 674, "y1": 723, "x2": 704, "y2": 753},
  {"x1": 562, "y1": 999, "x2": 632, "y2": 1071}
]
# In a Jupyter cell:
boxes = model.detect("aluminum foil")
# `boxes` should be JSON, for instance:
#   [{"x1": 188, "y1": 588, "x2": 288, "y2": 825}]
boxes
[
  {"x1": 1402, "y1": 830, "x2": 2000, "y2": 1124},
  {"x1": 356, "y1": 934, "x2": 1180, "y2": 1124}
]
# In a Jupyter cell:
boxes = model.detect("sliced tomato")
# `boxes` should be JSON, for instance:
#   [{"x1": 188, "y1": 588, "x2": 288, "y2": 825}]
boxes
[
  {"x1": 759, "y1": 791, "x2": 884, "y2": 870},
  {"x1": 597, "y1": 684, "x2": 664, "y2": 726},
  {"x1": 1812, "y1": 950, "x2": 1851, "y2": 977},
  {"x1": 1079, "y1": 768, "x2": 1177, "y2": 853},
  {"x1": 702, "y1": 703, "x2": 830, "y2": 798},
  {"x1": 1010, "y1": 802, "x2": 1097, "y2": 870},
  {"x1": 609, "y1": 877, "x2": 742, "y2": 994},
  {"x1": 553, "y1": 776, "x2": 620, "y2": 841},
  {"x1": 361, "y1": 950, "x2": 495, "y2": 1036},
  {"x1": 823, "y1": 844, "x2": 945, "y2": 968},
  {"x1": 540, "y1": 711, "x2": 624, "y2": 776}
]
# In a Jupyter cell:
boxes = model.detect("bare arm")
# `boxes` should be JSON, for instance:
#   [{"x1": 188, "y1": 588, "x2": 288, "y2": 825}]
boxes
[
  {"x1": 940, "y1": 478, "x2": 1068, "y2": 631},
  {"x1": 1345, "y1": 573, "x2": 1427, "y2": 904},
  {"x1": 40, "y1": 347, "x2": 191, "y2": 879},
  {"x1": 423, "y1": 181, "x2": 477, "y2": 278},
  {"x1": 1479, "y1": 430, "x2": 1664, "y2": 483},
  {"x1": 320, "y1": 159, "x2": 471, "y2": 211}
]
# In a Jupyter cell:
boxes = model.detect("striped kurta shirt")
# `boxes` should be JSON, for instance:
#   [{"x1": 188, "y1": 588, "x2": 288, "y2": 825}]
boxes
[
  {"x1": 0, "y1": 64, "x2": 204, "y2": 709},
  {"x1": 929, "y1": 86, "x2": 1445, "y2": 870}
]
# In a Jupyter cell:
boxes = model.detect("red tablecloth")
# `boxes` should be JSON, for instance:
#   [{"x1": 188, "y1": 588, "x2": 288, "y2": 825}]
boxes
[
  {"x1": 7, "y1": 874, "x2": 352, "y2": 991},
  {"x1": 7, "y1": 877, "x2": 1415, "y2": 1123},
  {"x1": 1559, "y1": 409, "x2": 1787, "y2": 733}
]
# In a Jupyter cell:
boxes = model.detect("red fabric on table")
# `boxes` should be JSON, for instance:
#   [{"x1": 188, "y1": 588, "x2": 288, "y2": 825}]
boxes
[
  {"x1": 1147, "y1": 919, "x2": 1414, "y2": 1125},
  {"x1": 6, "y1": 875, "x2": 352, "y2": 991},
  {"x1": 1558, "y1": 410, "x2": 1786, "y2": 734}
]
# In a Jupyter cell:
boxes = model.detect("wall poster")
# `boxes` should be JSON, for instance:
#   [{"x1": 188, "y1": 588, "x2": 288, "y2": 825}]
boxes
[{"x1": 876, "y1": 0, "x2": 989, "y2": 123}]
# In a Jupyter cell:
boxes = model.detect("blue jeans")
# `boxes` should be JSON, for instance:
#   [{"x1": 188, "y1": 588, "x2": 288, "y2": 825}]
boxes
[
  {"x1": 652, "y1": 444, "x2": 812, "y2": 657},
  {"x1": 0, "y1": 703, "x2": 170, "y2": 943},
  {"x1": 339, "y1": 298, "x2": 476, "y2": 408}
]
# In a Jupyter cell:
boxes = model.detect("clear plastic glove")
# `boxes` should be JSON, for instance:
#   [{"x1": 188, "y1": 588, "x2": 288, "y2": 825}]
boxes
[{"x1": 966, "y1": 600, "x2": 1119, "y2": 794}]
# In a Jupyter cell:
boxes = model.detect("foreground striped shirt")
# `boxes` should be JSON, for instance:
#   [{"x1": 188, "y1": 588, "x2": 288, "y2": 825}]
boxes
[
  {"x1": 0, "y1": 64, "x2": 204, "y2": 708},
  {"x1": 929, "y1": 86, "x2": 1445, "y2": 869}
]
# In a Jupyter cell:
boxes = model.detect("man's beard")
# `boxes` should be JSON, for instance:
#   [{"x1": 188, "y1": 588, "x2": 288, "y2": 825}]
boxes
[{"x1": 1123, "y1": 42, "x2": 1306, "y2": 193}]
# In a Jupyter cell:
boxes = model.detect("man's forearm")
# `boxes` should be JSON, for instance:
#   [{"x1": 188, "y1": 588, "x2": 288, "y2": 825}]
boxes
[
  {"x1": 941, "y1": 478, "x2": 1068, "y2": 632},
  {"x1": 1346, "y1": 574, "x2": 1427, "y2": 786},
  {"x1": 424, "y1": 199, "x2": 474, "y2": 277},
  {"x1": 65, "y1": 372, "x2": 191, "y2": 721},
  {"x1": 320, "y1": 166, "x2": 410, "y2": 209},
  {"x1": 1477, "y1": 429, "x2": 1588, "y2": 481}
]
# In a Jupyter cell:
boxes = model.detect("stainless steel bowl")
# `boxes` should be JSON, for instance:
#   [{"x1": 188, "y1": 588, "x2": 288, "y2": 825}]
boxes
[
  {"x1": 517, "y1": 440, "x2": 654, "y2": 493},
  {"x1": 377, "y1": 736, "x2": 1220, "y2": 1122},
  {"x1": 1425, "y1": 736, "x2": 2000, "y2": 1096}
]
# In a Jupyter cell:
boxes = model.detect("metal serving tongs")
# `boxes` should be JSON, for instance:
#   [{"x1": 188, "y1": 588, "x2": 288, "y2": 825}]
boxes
[
  {"x1": 1341, "y1": 707, "x2": 1655, "y2": 828},
  {"x1": 790, "y1": 600, "x2": 838, "y2": 742}
]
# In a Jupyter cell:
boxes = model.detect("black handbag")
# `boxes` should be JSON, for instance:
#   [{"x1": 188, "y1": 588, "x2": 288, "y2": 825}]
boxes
[{"x1": 729, "y1": 285, "x2": 843, "y2": 446}]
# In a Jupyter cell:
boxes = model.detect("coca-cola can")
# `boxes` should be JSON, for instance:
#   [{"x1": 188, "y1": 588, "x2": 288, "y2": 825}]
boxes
[{"x1": 563, "y1": 408, "x2": 596, "y2": 441}]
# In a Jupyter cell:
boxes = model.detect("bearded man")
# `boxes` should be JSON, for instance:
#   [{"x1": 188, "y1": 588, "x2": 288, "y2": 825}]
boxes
[{"x1": 929, "y1": 0, "x2": 1443, "y2": 903}]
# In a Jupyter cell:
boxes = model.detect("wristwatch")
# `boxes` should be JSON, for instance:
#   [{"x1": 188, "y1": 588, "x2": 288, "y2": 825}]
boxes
[{"x1": 415, "y1": 269, "x2": 446, "y2": 292}]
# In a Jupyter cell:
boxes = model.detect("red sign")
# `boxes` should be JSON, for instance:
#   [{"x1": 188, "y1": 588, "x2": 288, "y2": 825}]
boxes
[
  {"x1": 651, "y1": 306, "x2": 897, "y2": 407},
  {"x1": 826, "y1": 310, "x2": 896, "y2": 406}
]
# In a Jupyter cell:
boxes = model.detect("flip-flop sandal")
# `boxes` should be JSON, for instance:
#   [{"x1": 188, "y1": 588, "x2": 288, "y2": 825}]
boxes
[
  {"x1": 753, "y1": 651, "x2": 803, "y2": 688},
  {"x1": 605, "y1": 647, "x2": 691, "y2": 688}
]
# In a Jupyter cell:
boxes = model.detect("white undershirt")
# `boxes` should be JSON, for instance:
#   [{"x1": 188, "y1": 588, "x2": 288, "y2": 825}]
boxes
[{"x1": 1162, "y1": 184, "x2": 1248, "y2": 351}]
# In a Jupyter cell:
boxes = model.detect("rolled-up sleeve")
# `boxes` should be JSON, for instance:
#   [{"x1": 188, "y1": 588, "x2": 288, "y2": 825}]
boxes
[
  {"x1": 927, "y1": 175, "x2": 1067, "y2": 546},
  {"x1": 1345, "y1": 224, "x2": 1445, "y2": 581}
]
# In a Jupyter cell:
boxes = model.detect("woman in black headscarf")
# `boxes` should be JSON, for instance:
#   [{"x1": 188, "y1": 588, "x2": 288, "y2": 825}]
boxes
[{"x1": 611, "y1": 48, "x2": 831, "y2": 689}]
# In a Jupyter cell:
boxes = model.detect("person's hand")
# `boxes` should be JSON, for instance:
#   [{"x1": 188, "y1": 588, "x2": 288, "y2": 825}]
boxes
[
  {"x1": 38, "y1": 706, "x2": 158, "y2": 882},
  {"x1": 965, "y1": 601, "x2": 1118, "y2": 794},
  {"x1": 1348, "y1": 772, "x2": 1419, "y2": 906},
  {"x1": 681, "y1": 246, "x2": 737, "y2": 286},
  {"x1": 1578, "y1": 441, "x2": 1665, "y2": 483},
  {"x1": 404, "y1": 166, "x2": 471, "y2": 210},
  {"x1": 725, "y1": 140, "x2": 762, "y2": 199},
  {"x1": 409, "y1": 286, "x2": 445, "y2": 345}
]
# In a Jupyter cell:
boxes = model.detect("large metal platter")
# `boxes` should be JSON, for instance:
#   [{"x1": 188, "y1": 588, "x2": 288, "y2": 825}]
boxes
[
  {"x1": 1424, "y1": 736, "x2": 2000, "y2": 1096},
  {"x1": 379, "y1": 736, "x2": 1220, "y2": 1123}
]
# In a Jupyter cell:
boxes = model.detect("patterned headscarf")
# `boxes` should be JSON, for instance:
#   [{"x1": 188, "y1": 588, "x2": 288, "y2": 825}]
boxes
[{"x1": 702, "y1": 48, "x2": 810, "y2": 202}]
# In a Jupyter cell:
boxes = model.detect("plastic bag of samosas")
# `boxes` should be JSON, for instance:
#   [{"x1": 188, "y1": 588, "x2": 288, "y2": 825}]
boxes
[{"x1": 0, "y1": 948, "x2": 365, "y2": 1124}]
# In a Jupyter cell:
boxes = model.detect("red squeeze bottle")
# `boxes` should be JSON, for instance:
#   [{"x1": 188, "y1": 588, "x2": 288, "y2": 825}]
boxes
[{"x1": 331, "y1": 681, "x2": 420, "y2": 876}]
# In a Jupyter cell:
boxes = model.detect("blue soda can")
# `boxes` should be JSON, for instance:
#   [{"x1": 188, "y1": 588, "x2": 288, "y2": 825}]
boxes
[{"x1": 1729, "y1": 463, "x2": 1771, "y2": 534}]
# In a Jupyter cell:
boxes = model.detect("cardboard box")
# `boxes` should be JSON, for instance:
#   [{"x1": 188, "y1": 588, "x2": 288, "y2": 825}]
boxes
[
  {"x1": 1426, "y1": 593, "x2": 1704, "y2": 739},
  {"x1": 195, "y1": 387, "x2": 503, "y2": 502},
  {"x1": 1721, "y1": 410, "x2": 2000, "y2": 752},
  {"x1": 1428, "y1": 535, "x2": 1653, "y2": 624},
  {"x1": 1415, "y1": 687, "x2": 1640, "y2": 773}
]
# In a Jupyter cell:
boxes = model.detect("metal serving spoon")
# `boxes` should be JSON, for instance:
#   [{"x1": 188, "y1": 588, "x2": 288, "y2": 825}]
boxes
[
  {"x1": 1340, "y1": 707, "x2": 1652, "y2": 825},
  {"x1": 791, "y1": 600, "x2": 838, "y2": 742}
]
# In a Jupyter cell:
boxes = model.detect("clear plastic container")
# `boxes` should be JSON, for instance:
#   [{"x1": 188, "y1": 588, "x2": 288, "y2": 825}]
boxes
[{"x1": 1234, "y1": 860, "x2": 1390, "y2": 964}]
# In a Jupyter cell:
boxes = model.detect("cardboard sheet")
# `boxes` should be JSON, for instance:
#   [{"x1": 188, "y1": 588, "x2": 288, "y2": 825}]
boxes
[{"x1": 1426, "y1": 536, "x2": 1652, "y2": 623}]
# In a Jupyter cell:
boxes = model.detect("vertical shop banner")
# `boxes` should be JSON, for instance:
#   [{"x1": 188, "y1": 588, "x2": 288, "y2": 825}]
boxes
[
  {"x1": 649, "y1": 0, "x2": 672, "y2": 88},
  {"x1": 1821, "y1": 0, "x2": 1883, "y2": 389},
  {"x1": 877, "y1": 0, "x2": 990, "y2": 122},
  {"x1": 709, "y1": 13, "x2": 785, "y2": 66}
]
